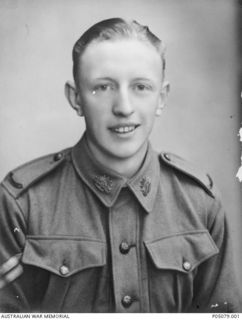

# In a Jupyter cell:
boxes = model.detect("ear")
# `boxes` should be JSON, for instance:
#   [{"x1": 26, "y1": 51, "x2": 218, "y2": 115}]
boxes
[
  {"x1": 156, "y1": 81, "x2": 170, "y2": 117},
  {"x1": 64, "y1": 81, "x2": 83, "y2": 116}
]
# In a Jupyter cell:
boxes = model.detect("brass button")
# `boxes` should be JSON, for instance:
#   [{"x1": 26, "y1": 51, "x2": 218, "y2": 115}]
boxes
[
  {"x1": 121, "y1": 295, "x2": 132, "y2": 308},
  {"x1": 183, "y1": 261, "x2": 191, "y2": 271},
  {"x1": 8, "y1": 172, "x2": 23, "y2": 189},
  {"x1": 59, "y1": 265, "x2": 69, "y2": 275},
  {"x1": 164, "y1": 153, "x2": 171, "y2": 161},
  {"x1": 53, "y1": 152, "x2": 63, "y2": 161},
  {"x1": 119, "y1": 242, "x2": 130, "y2": 254}
]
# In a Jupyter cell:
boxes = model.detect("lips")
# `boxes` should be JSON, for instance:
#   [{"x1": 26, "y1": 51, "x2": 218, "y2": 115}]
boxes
[
  {"x1": 109, "y1": 123, "x2": 139, "y2": 134},
  {"x1": 114, "y1": 126, "x2": 135, "y2": 133}
]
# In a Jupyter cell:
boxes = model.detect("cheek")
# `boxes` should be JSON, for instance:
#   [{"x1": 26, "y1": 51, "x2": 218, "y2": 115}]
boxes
[
  {"x1": 140, "y1": 98, "x2": 160, "y2": 120},
  {"x1": 82, "y1": 99, "x2": 106, "y2": 127},
  {"x1": 84, "y1": 110, "x2": 112, "y2": 139}
]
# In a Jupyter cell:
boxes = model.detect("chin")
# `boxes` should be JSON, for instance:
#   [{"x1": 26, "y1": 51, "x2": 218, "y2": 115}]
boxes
[{"x1": 107, "y1": 143, "x2": 145, "y2": 160}]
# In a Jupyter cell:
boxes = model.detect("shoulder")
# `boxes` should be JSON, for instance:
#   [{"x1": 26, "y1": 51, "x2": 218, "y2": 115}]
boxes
[
  {"x1": 159, "y1": 151, "x2": 217, "y2": 199},
  {"x1": 1, "y1": 148, "x2": 72, "y2": 199}
]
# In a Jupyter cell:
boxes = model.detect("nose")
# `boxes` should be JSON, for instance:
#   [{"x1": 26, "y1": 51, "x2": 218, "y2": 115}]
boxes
[{"x1": 112, "y1": 88, "x2": 134, "y2": 117}]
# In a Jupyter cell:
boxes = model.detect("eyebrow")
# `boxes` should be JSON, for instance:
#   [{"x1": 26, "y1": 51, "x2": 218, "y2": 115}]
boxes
[
  {"x1": 131, "y1": 77, "x2": 154, "y2": 82},
  {"x1": 93, "y1": 77, "x2": 154, "y2": 82},
  {"x1": 94, "y1": 77, "x2": 115, "y2": 81}
]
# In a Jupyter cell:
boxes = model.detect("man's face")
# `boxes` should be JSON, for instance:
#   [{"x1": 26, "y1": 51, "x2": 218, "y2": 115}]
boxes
[{"x1": 75, "y1": 38, "x2": 165, "y2": 163}]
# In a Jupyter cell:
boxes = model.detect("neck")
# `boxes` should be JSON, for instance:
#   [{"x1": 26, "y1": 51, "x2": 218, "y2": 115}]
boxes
[{"x1": 86, "y1": 139, "x2": 148, "y2": 179}]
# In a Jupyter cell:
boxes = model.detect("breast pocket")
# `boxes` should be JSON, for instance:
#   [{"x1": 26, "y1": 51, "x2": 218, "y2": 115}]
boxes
[
  {"x1": 144, "y1": 230, "x2": 219, "y2": 312},
  {"x1": 145, "y1": 230, "x2": 218, "y2": 273},
  {"x1": 22, "y1": 236, "x2": 106, "y2": 277},
  {"x1": 21, "y1": 236, "x2": 107, "y2": 312}
]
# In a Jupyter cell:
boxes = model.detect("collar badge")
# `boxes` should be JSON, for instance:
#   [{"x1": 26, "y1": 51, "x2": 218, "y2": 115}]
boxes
[
  {"x1": 93, "y1": 175, "x2": 113, "y2": 194},
  {"x1": 140, "y1": 177, "x2": 151, "y2": 197}
]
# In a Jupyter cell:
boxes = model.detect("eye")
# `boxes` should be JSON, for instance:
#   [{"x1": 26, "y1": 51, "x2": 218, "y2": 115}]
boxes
[
  {"x1": 93, "y1": 84, "x2": 114, "y2": 94},
  {"x1": 133, "y1": 83, "x2": 152, "y2": 92},
  {"x1": 98, "y1": 84, "x2": 110, "y2": 91},
  {"x1": 136, "y1": 84, "x2": 146, "y2": 91}
]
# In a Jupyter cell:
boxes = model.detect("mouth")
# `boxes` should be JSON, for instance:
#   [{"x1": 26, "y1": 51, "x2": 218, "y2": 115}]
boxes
[{"x1": 109, "y1": 124, "x2": 140, "y2": 134}]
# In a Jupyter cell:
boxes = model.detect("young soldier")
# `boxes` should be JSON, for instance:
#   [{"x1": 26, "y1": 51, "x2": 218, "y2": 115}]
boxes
[{"x1": 0, "y1": 18, "x2": 240, "y2": 312}]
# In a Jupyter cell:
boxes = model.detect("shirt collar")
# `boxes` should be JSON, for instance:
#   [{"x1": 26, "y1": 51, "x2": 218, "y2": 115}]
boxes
[{"x1": 71, "y1": 134, "x2": 160, "y2": 212}]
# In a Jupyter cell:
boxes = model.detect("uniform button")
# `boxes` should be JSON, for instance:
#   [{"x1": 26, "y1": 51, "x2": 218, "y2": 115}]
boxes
[
  {"x1": 53, "y1": 152, "x2": 63, "y2": 161},
  {"x1": 121, "y1": 295, "x2": 132, "y2": 308},
  {"x1": 119, "y1": 242, "x2": 130, "y2": 254},
  {"x1": 183, "y1": 261, "x2": 191, "y2": 271},
  {"x1": 8, "y1": 172, "x2": 23, "y2": 189},
  {"x1": 59, "y1": 265, "x2": 69, "y2": 275},
  {"x1": 164, "y1": 153, "x2": 171, "y2": 161}
]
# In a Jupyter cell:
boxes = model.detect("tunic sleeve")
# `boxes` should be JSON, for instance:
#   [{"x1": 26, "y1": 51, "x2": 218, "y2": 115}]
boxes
[
  {"x1": 0, "y1": 183, "x2": 31, "y2": 312},
  {"x1": 191, "y1": 196, "x2": 241, "y2": 312}
]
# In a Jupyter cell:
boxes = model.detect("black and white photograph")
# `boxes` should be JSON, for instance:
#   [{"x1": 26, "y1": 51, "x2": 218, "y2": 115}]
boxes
[{"x1": 0, "y1": 0, "x2": 241, "y2": 314}]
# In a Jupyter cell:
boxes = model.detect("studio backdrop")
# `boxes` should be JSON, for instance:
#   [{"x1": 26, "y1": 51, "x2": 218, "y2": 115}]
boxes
[{"x1": 0, "y1": 0, "x2": 241, "y2": 291}]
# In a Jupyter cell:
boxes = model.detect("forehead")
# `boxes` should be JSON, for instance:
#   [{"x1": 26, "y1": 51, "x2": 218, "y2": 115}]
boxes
[{"x1": 78, "y1": 39, "x2": 163, "y2": 81}]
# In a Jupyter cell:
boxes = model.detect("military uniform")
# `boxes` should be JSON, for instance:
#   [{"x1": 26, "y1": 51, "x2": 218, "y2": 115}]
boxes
[{"x1": 0, "y1": 134, "x2": 240, "y2": 312}]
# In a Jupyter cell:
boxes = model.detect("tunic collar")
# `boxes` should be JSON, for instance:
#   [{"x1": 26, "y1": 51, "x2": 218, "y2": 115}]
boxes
[{"x1": 71, "y1": 134, "x2": 160, "y2": 212}]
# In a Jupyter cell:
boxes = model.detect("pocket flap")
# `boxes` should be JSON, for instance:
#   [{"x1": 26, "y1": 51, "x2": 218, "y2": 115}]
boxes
[
  {"x1": 22, "y1": 236, "x2": 106, "y2": 277},
  {"x1": 145, "y1": 230, "x2": 219, "y2": 273}
]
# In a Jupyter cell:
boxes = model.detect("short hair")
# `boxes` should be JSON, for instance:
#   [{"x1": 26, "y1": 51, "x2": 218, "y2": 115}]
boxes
[{"x1": 72, "y1": 18, "x2": 166, "y2": 86}]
